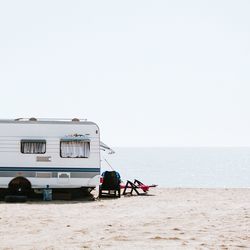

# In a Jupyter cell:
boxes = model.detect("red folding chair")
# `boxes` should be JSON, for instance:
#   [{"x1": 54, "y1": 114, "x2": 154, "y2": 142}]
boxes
[{"x1": 121, "y1": 179, "x2": 157, "y2": 195}]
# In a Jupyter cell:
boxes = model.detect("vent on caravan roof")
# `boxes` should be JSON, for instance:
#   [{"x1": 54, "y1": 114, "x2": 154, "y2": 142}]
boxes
[
  {"x1": 72, "y1": 118, "x2": 80, "y2": 122},
  {"x1": 29, "y1": 117, "x2": 37, "y2": 121}
]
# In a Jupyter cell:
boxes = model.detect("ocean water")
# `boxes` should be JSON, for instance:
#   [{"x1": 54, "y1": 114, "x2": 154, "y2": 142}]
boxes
[{"x1": 101, "y1": 147, "x2": 250, "y2": 188}]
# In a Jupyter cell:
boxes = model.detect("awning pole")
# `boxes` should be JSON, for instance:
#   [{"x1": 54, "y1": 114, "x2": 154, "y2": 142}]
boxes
[{"x1": 104, "y1": 158, "x2": 115, "y2": 171}]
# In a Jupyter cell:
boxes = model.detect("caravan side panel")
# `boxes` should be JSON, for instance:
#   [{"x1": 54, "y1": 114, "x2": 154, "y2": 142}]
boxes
[{"x1": 0, "y1": 121, "x2": 101, "y2": 188}]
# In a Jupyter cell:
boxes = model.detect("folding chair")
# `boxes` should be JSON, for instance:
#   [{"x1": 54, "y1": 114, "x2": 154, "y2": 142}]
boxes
[
  {"x1": 122, "y1": 179, "x2": 157, "y2": 195},
  {"x1": 99, "y1": 171, "x2": 121, "y2": 198}
]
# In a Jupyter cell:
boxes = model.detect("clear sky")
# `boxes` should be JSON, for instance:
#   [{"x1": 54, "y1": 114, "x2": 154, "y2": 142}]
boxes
[{"x1": 0, "y1": 1, "x2": 249, "y2": 147}]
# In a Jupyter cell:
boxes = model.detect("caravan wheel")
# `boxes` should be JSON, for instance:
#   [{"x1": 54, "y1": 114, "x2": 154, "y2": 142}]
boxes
[{"x1": 8, "y1": 177, "x2": 32, "y2": 196}]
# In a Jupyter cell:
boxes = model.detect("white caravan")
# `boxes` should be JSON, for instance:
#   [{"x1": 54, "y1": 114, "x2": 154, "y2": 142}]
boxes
[{"x1": 0, "y1": 118, "x2": 103, "y2": 193}]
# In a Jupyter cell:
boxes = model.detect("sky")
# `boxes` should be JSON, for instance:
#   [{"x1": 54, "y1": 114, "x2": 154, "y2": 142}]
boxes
[{"x1": 0, "y1": 1, "x2": 249, "y2": 147}]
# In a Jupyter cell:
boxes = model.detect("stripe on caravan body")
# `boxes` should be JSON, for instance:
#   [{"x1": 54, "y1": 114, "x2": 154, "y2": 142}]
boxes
[
  {"x1": 0, "y1": 167, "x2": 100, "y2": 172},
  {"x1": 0, "y1": 166, "x2": 100, "y2": 178}
]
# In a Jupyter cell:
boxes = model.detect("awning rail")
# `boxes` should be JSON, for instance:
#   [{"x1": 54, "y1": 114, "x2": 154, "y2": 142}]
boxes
[{"x1": 100, "y1": 141, "x2": 115, "y2": 154}]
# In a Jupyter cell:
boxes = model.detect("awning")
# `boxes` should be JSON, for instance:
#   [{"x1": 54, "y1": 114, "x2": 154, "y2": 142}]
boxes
[
  {"x1": 61, "y1": 134, "x2": 90, "y2": 142},
  {"x1": 100, "y1": 141, "x2": 115, "y2": 154}
]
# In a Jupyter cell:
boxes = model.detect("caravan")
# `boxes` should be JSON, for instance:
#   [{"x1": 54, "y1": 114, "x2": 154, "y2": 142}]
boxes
[{"x1": 0, "y1": 118, "x2": 104, "y2": 196}]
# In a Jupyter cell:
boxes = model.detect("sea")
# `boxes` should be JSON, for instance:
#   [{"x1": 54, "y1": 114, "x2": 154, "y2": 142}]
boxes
[{"x1": 101, "y1": 147, "x2": 250, "y2": 188}]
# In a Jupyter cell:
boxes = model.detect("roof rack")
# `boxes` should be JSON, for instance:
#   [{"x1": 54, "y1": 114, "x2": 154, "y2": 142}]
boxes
[{"x1": 14, "y1": 118, "x2": 87, "y2": 122}]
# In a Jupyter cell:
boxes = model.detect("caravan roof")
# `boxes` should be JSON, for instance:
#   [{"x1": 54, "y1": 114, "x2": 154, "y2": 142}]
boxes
[{"x1": 0, "y1": 118, "x2": 98, "y2": 126}]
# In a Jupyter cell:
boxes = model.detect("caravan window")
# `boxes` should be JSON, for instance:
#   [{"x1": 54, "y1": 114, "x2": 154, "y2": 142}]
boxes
[
  {"x1": 60, "y1": 140, "x2": 90, "y2": 158},
  {"x1": 21, "y1": 140, "x2": 46, "y2": 154}
]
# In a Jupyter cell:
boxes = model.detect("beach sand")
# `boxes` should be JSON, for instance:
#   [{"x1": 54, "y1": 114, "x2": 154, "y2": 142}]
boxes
[{"x1": 0, "y1": 188, "x2": 249, "y2": 249}]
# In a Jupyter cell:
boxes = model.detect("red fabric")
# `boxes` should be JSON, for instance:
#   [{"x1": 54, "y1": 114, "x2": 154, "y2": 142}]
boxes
[
  {"x1": 120, "y1": 182, "x2": 157, "y2": 192},
  {"x1": 139, "y1": 184, "x2": 149, "y2": 192}
]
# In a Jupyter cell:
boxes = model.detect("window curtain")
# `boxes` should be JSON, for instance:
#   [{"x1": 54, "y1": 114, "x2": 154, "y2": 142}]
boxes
[
  {"x1": 61, "y1": 141, "x2": 90, "y2": 158},
  {"x1": 22, "y1": 142, "x2": 46, "y2": 154}
]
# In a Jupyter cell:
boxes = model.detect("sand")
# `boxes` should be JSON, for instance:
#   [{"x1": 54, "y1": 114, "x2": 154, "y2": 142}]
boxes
[{"x1": 0, "y1": 188, "x2": 250, "y2": 250}]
